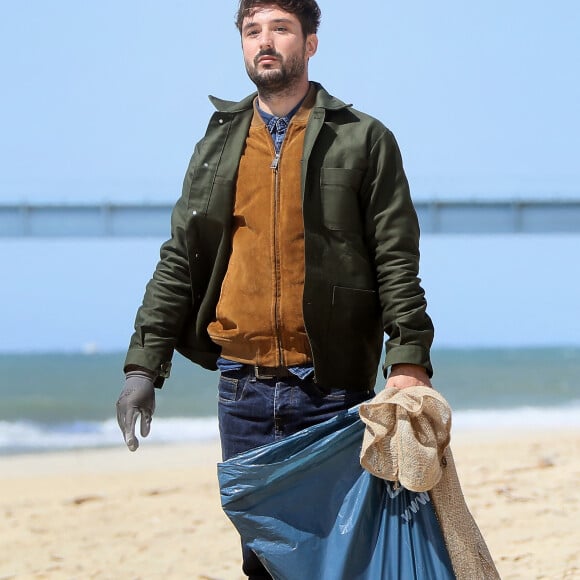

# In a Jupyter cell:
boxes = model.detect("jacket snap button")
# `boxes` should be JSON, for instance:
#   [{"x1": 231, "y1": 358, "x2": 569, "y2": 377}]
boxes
[
  {"x1": 218, "y1": 118, "x2": 224, "y2": 124},
  {"x1": 192, "y1": 210, "x2": 197, "y2": 216}
]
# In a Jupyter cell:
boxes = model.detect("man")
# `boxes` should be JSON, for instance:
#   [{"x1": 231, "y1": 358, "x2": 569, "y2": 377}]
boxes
[{"x1": 117, "y1": 1, "x2": 434, "y2": 577}]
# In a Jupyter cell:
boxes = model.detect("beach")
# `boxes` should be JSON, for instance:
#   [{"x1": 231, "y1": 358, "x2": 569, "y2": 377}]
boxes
[{"x1": 1, "y1": 428, "x2": 579, "y2": 580}]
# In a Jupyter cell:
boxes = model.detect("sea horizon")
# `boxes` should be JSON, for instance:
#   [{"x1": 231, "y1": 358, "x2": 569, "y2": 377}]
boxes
[{"x1": 1, "y1": 346, "x2": 579, "y2": 455}]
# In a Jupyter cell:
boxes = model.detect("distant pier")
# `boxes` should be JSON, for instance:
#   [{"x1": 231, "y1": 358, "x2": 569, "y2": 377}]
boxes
[{"x1": 1, "y1": 199, "x2": 579, "y2": 237}]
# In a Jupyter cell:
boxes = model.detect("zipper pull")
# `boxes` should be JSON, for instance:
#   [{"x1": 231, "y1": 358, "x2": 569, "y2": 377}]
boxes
[{"x1": 270, "y1": 153, "x2": 280, "y2": 170}]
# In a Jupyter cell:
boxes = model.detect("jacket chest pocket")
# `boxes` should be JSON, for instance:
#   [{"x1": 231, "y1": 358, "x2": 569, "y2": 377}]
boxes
[{"x1": 320, "y1": 167, "x2": 364, "y2": 233}]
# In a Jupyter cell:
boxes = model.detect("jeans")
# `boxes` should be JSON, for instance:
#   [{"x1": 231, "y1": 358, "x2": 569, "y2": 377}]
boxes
[{"x1": 218, "y1": 366, "x2": 374, "y2": 580}]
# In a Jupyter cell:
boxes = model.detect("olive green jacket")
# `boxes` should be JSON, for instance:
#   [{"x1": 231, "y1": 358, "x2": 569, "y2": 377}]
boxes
[{"x1": 125, "y1": 83, "x2": 434, "y2": 390}]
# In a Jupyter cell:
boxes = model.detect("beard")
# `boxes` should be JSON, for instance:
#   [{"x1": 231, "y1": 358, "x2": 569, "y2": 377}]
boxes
[{"x1": 245, "y1": 48, "x2": 306, "y2": 97}]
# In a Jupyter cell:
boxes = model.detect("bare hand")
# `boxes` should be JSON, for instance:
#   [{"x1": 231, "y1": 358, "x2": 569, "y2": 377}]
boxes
[{"x1": 385, "y1": 363, "x2": 432, "y2": 390}]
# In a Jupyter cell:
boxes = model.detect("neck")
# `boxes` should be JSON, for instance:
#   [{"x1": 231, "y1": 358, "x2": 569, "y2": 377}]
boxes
[{"x1": 257, "y1": 79, "x2": 310, "y2": 117}]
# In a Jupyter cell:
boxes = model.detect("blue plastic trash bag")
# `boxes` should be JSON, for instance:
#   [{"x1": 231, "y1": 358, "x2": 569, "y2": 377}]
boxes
[{"x1": 218, "y1": 406, "x2": 455, "y2": 580}]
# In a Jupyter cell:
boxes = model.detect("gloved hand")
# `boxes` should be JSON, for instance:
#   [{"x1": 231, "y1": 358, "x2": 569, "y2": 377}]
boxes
[{"x1": 116, "y1": 370, "x2": 156, "y2": 451}]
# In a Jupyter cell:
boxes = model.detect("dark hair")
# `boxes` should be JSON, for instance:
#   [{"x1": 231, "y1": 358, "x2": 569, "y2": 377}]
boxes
[{"x1": 235, "y1": 0, "x2": 321, "y2": 36}]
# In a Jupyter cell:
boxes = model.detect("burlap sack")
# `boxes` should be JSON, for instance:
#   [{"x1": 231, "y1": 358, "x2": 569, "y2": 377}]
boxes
[
  {"x1": 359, "y1": 387, "x2": 500, "y2": 580},
  {"x1": 359, "y1": 386, "x2": 451, "y2": 492}
]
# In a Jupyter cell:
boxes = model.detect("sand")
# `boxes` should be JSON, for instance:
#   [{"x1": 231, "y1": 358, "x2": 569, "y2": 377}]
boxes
[{"x1": 1, "y1": 428, "x2": 579, "y2": 580}]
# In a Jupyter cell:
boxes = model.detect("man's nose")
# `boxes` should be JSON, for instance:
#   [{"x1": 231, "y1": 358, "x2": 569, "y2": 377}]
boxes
[{"x1": 259, "y1": 31, "x2": 273, "y2": 50}]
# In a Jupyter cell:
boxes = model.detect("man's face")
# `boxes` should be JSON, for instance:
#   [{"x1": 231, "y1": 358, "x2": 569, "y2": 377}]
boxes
[{"x1": 241, "y1": 5, "x2": 317, "y2": 93}]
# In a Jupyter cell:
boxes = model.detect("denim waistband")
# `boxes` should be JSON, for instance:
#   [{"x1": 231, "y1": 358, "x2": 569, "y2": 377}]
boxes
[{"x1": 217, "y1": 357, "x2": 314, "y2": 380}]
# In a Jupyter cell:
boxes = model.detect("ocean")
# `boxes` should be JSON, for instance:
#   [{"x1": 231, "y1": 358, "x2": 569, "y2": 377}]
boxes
[{"x1": 1, "y1": 347, "x2": 579, "y2": 455}]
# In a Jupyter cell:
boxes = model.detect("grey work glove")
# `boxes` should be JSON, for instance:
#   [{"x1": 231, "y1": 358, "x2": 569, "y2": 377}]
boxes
[{"x1": 116, "y1": 370, "x2": 156, "y2": 451}]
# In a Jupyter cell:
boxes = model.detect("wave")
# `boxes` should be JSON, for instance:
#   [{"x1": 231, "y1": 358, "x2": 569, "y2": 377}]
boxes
[
  {"x1": 1, "y1": 403, "x2": 579, "y2": 455},
  {"x1": 0, "y1": 416, "x2": 219, "y2": 455},
  {"x1": 452, "y1": 402, "x2": 580, "y2": 430}
]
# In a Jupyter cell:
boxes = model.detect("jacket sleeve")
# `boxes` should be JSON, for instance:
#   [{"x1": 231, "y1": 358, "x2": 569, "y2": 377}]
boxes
[
  {"x1": 361, "y1": 128, "x2": 434, "y2": 377},
  {"x1": 123, "y1": 148, "x2": 199, "y2": 385}
]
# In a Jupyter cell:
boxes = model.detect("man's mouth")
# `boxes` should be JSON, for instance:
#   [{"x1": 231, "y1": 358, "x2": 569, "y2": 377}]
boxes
[{"x1": 256, "y1": 51, "x2": 280, "y2": 66}]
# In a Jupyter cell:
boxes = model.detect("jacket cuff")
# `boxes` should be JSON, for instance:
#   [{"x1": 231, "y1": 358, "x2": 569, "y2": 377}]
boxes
[
  {"x1": 124, "y1": 347, "x2": 173, "y2": 388},
  {"x1": 383, "y1": 344, "x2": 433, "y2": 378}
]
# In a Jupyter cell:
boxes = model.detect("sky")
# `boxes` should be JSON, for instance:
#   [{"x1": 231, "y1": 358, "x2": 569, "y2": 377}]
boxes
[{"x1": 1, "y1": 1, "x2": 579, "y2": 352}]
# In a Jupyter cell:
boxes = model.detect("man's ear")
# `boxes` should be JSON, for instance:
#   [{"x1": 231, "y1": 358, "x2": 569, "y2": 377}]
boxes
[{"x1": 305, "y1": 34, "x2": 318, "y2": 58}]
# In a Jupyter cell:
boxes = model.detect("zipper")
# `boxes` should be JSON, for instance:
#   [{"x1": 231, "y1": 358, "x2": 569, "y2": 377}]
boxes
[
  {"x1": 271, "y1": 147, "x2": 284, "y2": 366},
  {"x1": 270, "y1": 153, "x2": 280, "y2": 170}
]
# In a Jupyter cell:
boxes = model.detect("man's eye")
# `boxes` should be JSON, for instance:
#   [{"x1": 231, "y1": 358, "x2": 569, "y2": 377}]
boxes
[{"x1": 275, "y1": 27, "x2": 287, "y2": 32}]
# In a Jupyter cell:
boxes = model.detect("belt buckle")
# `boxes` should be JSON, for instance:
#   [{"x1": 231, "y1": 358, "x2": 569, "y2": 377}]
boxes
[{"x1": 254, "y1": 365, "x2": 276, "y2": 380}]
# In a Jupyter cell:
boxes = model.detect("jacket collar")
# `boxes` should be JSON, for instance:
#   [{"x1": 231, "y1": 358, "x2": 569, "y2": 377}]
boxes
[{"x1": 208, "y1": 82, "x2": 350, "y2": 114}]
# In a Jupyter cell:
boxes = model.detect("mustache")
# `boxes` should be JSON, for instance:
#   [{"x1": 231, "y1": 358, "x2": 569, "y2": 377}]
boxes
[{"x1": 254, "y1": 48, "x2": 282, "y2": 65}]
